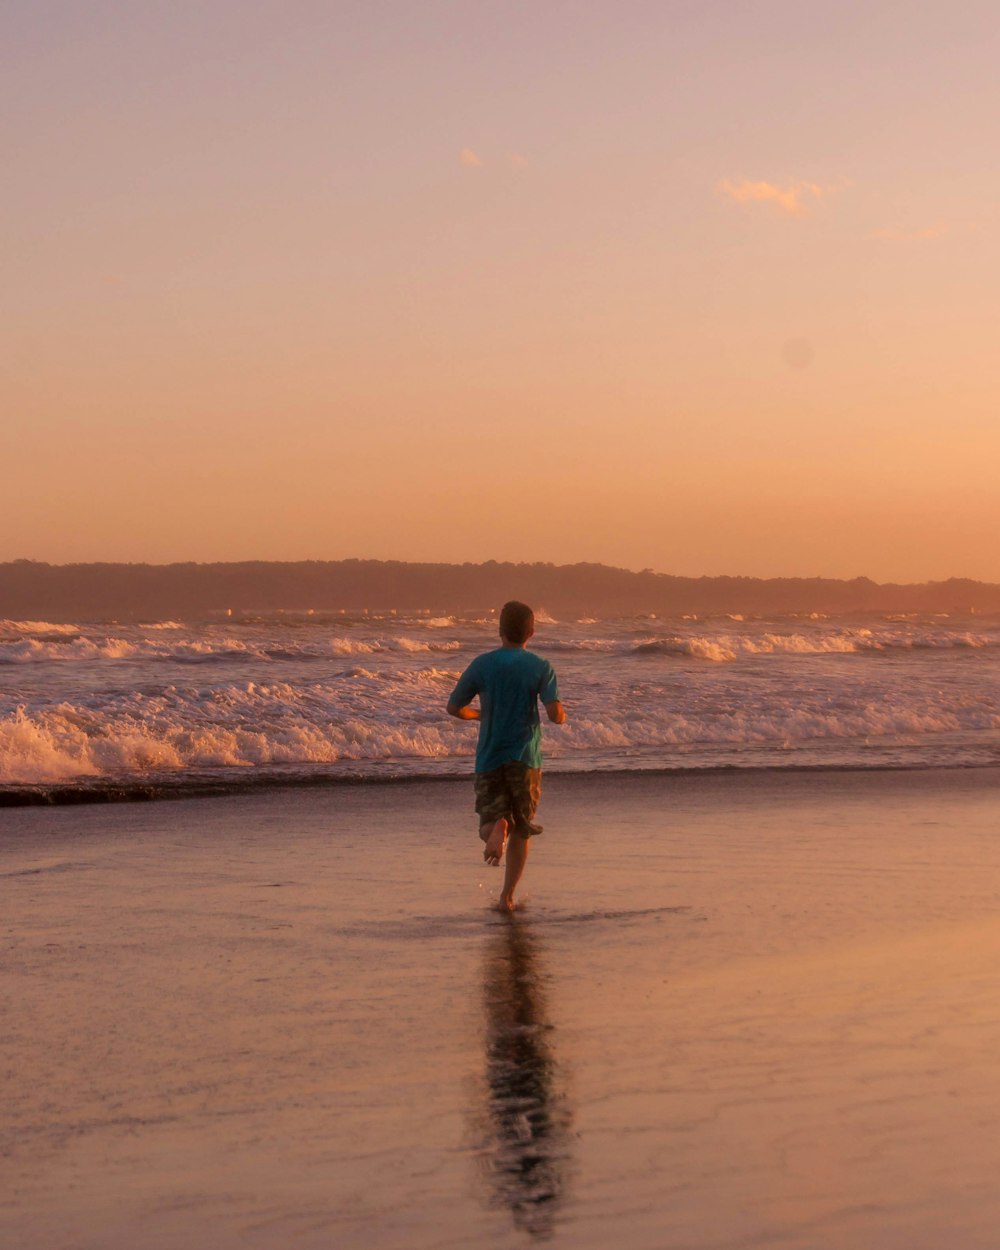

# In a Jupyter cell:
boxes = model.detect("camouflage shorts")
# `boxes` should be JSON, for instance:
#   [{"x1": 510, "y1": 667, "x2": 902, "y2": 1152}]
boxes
[{"x1": 474, "y1": 762, "x2": 543, "y2": 838}]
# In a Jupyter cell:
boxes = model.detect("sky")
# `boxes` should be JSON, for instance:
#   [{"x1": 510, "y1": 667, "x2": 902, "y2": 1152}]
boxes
[{"x1": 3, "y1": 0, "x2": 999, "y2": 581}]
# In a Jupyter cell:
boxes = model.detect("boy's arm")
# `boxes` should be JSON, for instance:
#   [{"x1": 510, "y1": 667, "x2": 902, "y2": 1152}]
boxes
[
  {"x1": 447, "y1": 701, "x2": 480, "y2": 721},
  {"x1": 447, "y1": 663, "x2": 480, "y2": 720},
  {"x1": 539, "y1": 660, "x2": 564, "y2": 724}
]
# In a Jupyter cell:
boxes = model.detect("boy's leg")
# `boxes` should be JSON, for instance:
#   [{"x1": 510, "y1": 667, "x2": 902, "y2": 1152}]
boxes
[
  {"x1": 481, "y1": 818, "x2": 508, "y2": 867},
  {"x1": 476, "y1": 768, "x2": 512, "y2": 867},
  {"x1": 499, "y1": 832, "x2": 530, "y2": 912}
]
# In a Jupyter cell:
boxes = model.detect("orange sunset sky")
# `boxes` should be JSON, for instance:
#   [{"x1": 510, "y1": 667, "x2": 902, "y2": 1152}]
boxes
[{"x1": 3, "y1": 1, "x2": 998, "y2": 581}]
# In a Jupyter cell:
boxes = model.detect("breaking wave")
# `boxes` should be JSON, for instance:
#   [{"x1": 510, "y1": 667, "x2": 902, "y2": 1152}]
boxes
[
  {"x1": 3, "y1": 675, "x2": 998, "y2": 787},
  {"x1": 0, "y1": 634, "x2": 464, "y2": 664},
  {"x1": 0, "y1": 620, "x2": 83, "y2": 636},
  {"x1": 613, "y1": 628, "x2": 999, "y2": 662},
  {"x1": 0, "y1": 673, "x2": 467, "y2": 784}
]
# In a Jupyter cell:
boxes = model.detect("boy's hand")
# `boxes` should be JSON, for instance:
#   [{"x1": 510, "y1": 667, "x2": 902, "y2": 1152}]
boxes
[
  {"x1": 447, "y1": 703, "x2": 480, "y2": 721},
  {"x1": 544, "y1": 700, "x2": 566, "y2": 725}
]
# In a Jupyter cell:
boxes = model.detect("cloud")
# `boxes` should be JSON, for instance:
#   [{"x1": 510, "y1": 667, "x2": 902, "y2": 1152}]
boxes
[
  {"x1": 507, "y1": 151, "x2": 529, "y2": 169},
  {"x1": 871, "y1": 225, "x2": 946, "y2": 242},
  {"x1": 719, "y1": 178, "x2": 827, "y2": 217},
  {"x1": 460, "y1": 148, "x2": 483, "y2": 168}
]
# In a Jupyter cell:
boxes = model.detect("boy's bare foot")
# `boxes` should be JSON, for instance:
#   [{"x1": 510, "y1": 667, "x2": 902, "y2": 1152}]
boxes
[
  {"x1": 482, "y1": 818, "x2": 508, "y2": 867},
  {"x1": 497, "y1": 892, "x2": 516, "y2": 913}
]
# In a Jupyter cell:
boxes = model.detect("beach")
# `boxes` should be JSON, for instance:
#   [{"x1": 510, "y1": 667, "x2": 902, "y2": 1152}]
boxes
[{"x1": 5, "y1": 766, "x2": 1000, "y2": 1248}]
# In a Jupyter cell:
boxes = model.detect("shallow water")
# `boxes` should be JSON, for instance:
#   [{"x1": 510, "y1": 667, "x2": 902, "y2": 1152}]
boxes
[{"x1": 4, "y1": 769, "x2": 1000, "y2": 1247}]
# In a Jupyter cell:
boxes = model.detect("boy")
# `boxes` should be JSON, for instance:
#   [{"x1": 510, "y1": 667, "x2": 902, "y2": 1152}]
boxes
[{"x1": 447, "y1": 600, "x2": 566, "y2": 912}]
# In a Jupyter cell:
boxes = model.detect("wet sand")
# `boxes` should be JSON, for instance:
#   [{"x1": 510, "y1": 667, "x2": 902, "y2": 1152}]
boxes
[{"x1": 4, "y1": 768, "x2": 1000, "y2": 1248}]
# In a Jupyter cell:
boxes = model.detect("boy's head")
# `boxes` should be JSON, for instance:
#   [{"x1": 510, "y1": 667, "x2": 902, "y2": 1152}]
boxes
[{"x1": 499, "y1": 600, "x2": 535, "y2": 645}]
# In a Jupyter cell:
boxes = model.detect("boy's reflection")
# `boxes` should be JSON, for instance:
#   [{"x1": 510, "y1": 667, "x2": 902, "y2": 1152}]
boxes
[{"x1": 478, "y1": 917, "x2": 572, "y2": 1239}]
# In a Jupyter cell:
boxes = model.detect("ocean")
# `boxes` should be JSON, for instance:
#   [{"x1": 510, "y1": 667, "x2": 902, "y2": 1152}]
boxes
[{"x1": 3, "y1": 609, "x2": 999, "y2": 801}]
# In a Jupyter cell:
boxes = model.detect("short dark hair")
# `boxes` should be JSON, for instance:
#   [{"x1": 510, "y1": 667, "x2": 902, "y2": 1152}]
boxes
[{"x1": 499, "y1": 600, "x2": 534, "y2": 644}]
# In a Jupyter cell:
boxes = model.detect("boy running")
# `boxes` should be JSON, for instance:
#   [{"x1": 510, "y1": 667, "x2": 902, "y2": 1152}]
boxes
[{"x1": 447, "y1": 601, "x2": 566, "y2": 912}]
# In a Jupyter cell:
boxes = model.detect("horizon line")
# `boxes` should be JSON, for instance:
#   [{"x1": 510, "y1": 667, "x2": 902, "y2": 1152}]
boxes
[{"x1": 2, "y1": 556, "x2": 998, "y2": 590}]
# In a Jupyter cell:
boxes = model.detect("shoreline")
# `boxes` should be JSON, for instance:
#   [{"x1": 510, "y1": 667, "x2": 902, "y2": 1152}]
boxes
[{"x1": 4, "y1": 756, "x2": 1000, "y2": 808}]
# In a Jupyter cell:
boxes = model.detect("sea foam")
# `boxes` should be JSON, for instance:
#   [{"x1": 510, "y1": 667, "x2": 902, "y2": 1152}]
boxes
[{"x1": 3, "y1": 613, "x2": 999, "y2": 790}]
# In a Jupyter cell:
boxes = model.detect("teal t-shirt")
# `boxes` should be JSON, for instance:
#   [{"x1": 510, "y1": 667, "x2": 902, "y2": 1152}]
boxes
[{"x1": 449, "y1": 647, "x2": 559, "y2": 774}]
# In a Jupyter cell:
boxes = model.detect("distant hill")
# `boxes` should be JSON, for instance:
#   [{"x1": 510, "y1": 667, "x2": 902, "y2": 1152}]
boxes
[{"x1": 2, "y1": 558, "x2": 1000, "y2": 620}]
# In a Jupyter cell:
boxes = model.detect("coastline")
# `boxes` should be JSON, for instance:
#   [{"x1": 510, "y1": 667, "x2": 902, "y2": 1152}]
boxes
[{"x1": 5, "y1": 756, "x2": 1000, "y2": 808}]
